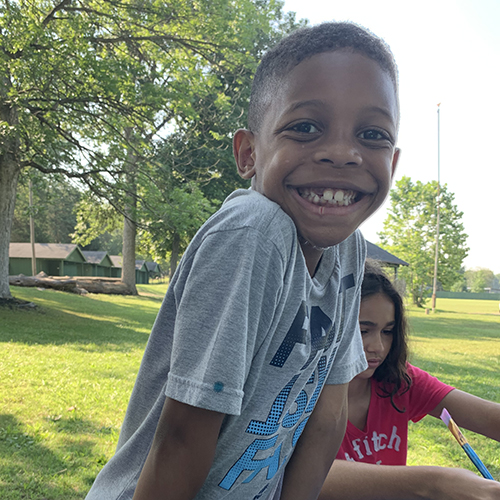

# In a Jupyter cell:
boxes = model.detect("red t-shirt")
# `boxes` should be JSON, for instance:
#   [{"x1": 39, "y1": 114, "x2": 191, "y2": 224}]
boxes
[{"x1": 337, "y1": 364, "x2": 454, "y2": 465}]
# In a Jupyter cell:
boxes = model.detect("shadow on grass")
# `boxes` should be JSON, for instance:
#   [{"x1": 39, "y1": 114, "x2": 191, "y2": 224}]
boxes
[
  {"x1": 409, "y1": 357, "x2": 500, "y2": 396},
  {"x1": 409, "y1": 315, "x2": 500, "y2": 341},
  {"x1": 0, "y1": 287, "x2": 161, "y2": 349},
  {"x1": 0, "y1": 413, "x2": 110, "y2": 500}
]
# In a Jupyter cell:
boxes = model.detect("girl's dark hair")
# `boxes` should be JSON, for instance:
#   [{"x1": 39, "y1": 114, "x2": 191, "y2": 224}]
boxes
[{"x1": 362, "y1": 259, "x2": 411, "y2": 412}]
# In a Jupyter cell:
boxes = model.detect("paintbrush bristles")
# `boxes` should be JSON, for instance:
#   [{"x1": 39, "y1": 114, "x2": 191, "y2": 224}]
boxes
[
  {"x1": 440, "y1": 408, "x2": 451, "y2": 425},
  {"x1": 441, "y1": 409, "x2": 468, "y2": 446}
]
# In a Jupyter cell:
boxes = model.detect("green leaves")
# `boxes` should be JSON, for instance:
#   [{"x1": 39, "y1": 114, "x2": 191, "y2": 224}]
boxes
[
  {"x1": 1, "y1": 0, "x2": 304, "y2": 291},
  {"x1": 1, "y1": 0, "x2": 301, "y2": 191},
  {"x1": 379, "y1": 176, "x2": 469, "y2": 306},
  {"x1": 465, "y1": 268, "x2": 498, "y2": 293}
]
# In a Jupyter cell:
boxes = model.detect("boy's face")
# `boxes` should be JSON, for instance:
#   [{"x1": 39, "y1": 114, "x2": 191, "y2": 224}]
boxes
[{"x1": 234, "y1": 50, "x2": 399, "y2": 252}]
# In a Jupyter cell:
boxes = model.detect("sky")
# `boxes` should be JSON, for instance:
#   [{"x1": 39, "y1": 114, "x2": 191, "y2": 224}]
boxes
[{"x1": 282, "y1": 0, "x2": 500, "y2": 274}]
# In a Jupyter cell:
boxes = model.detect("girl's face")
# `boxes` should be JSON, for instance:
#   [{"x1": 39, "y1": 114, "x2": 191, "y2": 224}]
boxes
[{"x1": 357, "y1": 292, "x2": 395, "y2": 379}]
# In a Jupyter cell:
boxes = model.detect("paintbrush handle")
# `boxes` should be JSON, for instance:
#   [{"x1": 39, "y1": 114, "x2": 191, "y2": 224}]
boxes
[{"x1": 462, "y1": 443, "x2": 495, "y2": 480}]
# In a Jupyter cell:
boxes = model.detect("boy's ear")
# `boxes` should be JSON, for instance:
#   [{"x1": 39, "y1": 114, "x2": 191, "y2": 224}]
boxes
[
  {"x1": 391, "y1": 148, "x2": 401, "y2": 177},
  {"x1": 233, "y1": 129, "x2": 256, "y2": 180}
]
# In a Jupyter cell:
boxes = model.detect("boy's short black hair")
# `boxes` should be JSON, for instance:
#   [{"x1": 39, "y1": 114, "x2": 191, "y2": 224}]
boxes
[{"x1": 248, "y1": 22, "x2": 399, "y2": 132}]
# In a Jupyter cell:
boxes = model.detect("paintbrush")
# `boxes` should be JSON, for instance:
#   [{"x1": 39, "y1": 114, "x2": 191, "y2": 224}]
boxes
[{"x1": 440, "y1": 408, "x2": 494, "y2": 480}]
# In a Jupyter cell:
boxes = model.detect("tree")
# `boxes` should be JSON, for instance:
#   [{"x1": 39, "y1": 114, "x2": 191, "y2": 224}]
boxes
[
  {"x1": 378, "y1": 176, "x2": 469, "y2": 307},
  {"x1": 118, "y1": 5, "x2": 303, "y2": 278},
  {"x1": 465, "y1": 268, "x2": 496, "y2": 293},
  {"x1": 11, "y1": 170, "x2": 81, "y2": 244},
  {"x1": 450, "y1": 266, "x2": 467, "y2": 292},
  {"x1": 71, "y1": 3, "x2": 303, "y2": 278},
  {"x1": 0, "y1": 0, "x2": 302, "y2": 299}
]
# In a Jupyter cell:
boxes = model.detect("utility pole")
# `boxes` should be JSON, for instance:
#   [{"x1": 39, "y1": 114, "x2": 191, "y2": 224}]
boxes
[
  {"x1": 431, "y1": 104, "x2": 441, "y2": 312},
  {"x1": 29, "y1": 178, "x2": 37, "y2": 276}
]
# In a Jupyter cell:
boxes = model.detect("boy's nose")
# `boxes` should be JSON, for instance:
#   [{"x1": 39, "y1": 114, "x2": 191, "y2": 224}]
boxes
[{"x1": 313, "y1": 137, "x2": 362, "y2": 167}]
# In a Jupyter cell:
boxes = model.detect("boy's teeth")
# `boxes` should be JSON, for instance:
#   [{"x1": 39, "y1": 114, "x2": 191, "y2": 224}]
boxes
[
  {"x1": 298, "y1": 188, "x2": 356, "y2": 206},
  {"x1": 323, "y1": 189, "x2": 334, "y2": 201}
]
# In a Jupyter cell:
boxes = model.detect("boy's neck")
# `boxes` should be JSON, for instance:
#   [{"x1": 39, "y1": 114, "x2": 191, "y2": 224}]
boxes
[{"x1": 299, "y1": 238, "x2": 324, "y2": 277}]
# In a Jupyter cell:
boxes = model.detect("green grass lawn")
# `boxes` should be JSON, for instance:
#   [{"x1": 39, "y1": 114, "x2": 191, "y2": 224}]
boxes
[
  {"x1": 405, "y1": 299, "x2": 500, "y2": 476},
  {"x1": 1, "y1": 290, "x2": 499, "y2": 498}
]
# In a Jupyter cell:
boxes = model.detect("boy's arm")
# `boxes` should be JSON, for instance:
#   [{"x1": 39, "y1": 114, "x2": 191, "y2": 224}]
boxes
[
  {"x1": 279, "y1": 383, "x2": 348, "y2": 500},
  {"x1": 429, "y1": 389, "x2": 500, "y2": 441},
  {"x1": 132, "y1": 397, "x2": 225, "y2": 500},
  {"x1": 319, "y1": 460, "x2": 500, "y2": 500}
]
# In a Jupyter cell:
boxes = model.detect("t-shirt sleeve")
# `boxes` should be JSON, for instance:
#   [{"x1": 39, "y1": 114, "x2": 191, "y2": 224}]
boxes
[
  {"x1": 407, "y1": 364, "x2": 455, "y2": 423},
  {"x1": 165, "y1": 225, "x2": 286, "y2": 416}
]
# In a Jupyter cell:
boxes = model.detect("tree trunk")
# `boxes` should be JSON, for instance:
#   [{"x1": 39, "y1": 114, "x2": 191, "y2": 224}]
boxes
[
  {"x1": 120, "y1": 128, "x2": 138, "y2": 295},
  {"x1": 122, "y1": 210, "x2": 137, "y2": 294},
  {"x1": 0, "y1": 73, "x2": 21, "y2": 299},
  {"x1": 169, "y1": 231, "x2": 180, "y2": 278}
]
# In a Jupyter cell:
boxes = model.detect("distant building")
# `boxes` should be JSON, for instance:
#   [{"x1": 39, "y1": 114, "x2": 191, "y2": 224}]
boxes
[
  {"x1": 366, "y1": 241, "x2": 409, "y2": 278},
  {"x1": 9, "y1": 243, "x2": 153, "y2": 284},
  {"x1": 9, "y1": 243, "x2": 87, "y2": 277},
  {"x1": 81, "y1": 251, "x2": 118, "y2": 278},
  {"x1": 109, "y1": 256, "x2": 149, "y2": 284},
  {"x1": 146, "y1": 261, "x2": 163, "y2": 280}
]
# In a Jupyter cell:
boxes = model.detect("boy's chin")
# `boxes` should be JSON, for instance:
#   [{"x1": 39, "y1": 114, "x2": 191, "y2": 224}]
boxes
[{"x1": 298, "y1": 230, "x2": 355, "y2": 250}]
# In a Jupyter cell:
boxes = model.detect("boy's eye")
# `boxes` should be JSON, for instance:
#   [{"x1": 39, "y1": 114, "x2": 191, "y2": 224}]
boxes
[
  {"x1": 289, "y1": 122, "x2": 319, "y2": 134},
  {"x1": 359, "y1": 129, "x2": 390, "y2": 141}
]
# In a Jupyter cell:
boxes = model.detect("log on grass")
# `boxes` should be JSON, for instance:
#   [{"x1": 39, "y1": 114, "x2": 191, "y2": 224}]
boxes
[
  {"x1": 9, "y1": 274, "x2": 134, "y2": 295},
  {"x1": 76, "y1": 279, "x2": 132, "y2": 295},
  {"x1": 9, "y1": 274, "x2": 80, "y2": 293}
]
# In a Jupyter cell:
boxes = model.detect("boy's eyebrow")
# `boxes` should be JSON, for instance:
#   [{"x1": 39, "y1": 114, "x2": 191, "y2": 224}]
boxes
[
  {"x1": 285, "y1": 99, "x2": 325, "y2": 113},
  {"x1": 285, "y1": 101, "x2": 396, "y2": 122},
  {"x1": 363, "y1": 106, "x2": 397, "y2": 123}
]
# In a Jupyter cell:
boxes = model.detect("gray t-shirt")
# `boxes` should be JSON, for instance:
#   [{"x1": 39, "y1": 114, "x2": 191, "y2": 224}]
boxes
[{"x1": 86, "y1": 189, "x2": 367, "y2": 500}]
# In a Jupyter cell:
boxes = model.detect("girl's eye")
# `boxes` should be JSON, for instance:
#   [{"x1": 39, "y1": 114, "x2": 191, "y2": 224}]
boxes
[
  {"x1": 359, "y1": 129, "x2": 390, "y2": 141},
  {"x1": 290, "y1": 122, "x2": 319, "y2": 134},
  {"x1": 383, "y1": 329, "x2": 394, "y2": 336}
]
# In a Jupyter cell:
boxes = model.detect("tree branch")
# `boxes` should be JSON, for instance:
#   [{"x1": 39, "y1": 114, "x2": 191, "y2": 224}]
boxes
[{"x1": 41, "y1": 0, "x2": 74, "y2": 28}]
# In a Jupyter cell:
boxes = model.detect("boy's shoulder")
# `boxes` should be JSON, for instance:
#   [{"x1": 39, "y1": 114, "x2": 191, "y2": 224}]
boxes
[
  {"x1": 221, "y1": 188, "x2": 286, "y2": 220},
  {"x1": 202, "y1": 188, "x2": 297, "y2": 244}
]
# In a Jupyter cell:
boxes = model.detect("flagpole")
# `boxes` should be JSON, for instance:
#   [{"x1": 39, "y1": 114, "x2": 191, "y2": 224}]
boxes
[{"x1": 431, "y1": 104, "x2": 441, "y2": 312}]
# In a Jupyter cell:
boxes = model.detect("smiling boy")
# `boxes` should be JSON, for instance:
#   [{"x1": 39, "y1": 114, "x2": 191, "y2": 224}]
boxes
[
  {"x1": 86, "y1": 22, "x2": 400, "y2": 500},
  {"x1": 236, "y1": 48, "x2": 399, "y2": 274}
]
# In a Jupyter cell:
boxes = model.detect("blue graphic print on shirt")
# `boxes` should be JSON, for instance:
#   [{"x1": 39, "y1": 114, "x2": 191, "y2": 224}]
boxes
[{"x1": 219, "y1": 274, "x2": 355, "y2": 495}]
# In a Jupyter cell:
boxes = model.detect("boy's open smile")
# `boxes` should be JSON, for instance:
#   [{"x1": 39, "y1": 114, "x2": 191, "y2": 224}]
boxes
[
  {"x1": 292, "y1": 185, "x2": 365, "y2": 214},
  {"x1": 234, "y1": 49, "x2": 400, "y2": 269},
  {"x1": 297, "y1": 187, "x2": 358, "y2": 208}
]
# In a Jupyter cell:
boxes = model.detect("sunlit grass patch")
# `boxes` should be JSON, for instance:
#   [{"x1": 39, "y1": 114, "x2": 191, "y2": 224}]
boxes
[
  {"x1": 1, "y1": 286, "x2": 499, "y2": 497},
  {"x1": 406, "y1": 300, "x2": 500, "y2": 479}
]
